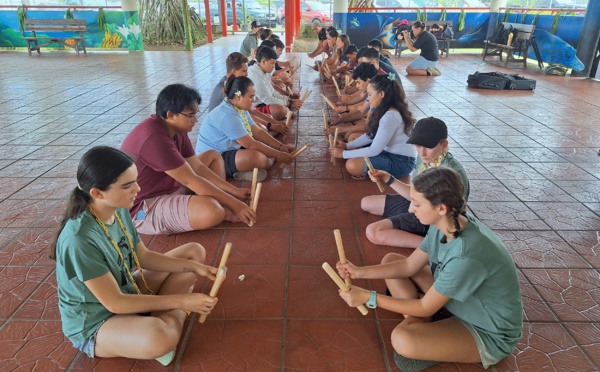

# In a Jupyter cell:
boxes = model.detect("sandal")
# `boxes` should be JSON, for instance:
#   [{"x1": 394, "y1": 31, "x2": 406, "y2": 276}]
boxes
[{"x1": 351, "y1": 175, "x2": 368, "y2": 180}]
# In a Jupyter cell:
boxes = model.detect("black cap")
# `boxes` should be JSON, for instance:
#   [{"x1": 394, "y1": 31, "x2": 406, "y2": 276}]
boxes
[
  {"x1": 407, "y1": 117, "x2": 448, "y2": 148},
  {"x1": 251, "y1": 20, "x2": 261, "y2": 28}
]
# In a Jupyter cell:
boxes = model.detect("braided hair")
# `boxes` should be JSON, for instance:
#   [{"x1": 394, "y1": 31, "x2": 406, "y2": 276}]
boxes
[{"x1": 412, "y1": 167, "x2": 466, "y2": 238}]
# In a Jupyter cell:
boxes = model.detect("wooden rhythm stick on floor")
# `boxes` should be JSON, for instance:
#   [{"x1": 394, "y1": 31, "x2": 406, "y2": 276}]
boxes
[
  {"x1": 249, "y1": 182, "x2": 262, "y2": 227},
  {"x1": 279, "y1": 144, "x2": 311, "y2": 168},
  {"x1": 345, "y1": 75, "x2": 349, "y2": 87},
  {"x1": 329, "y1": 134, "x2": 336, "y2": 165},
  {"x1": 333, "y1": 229, "x2": 350, "y2": 286},
  {"x1": 322, "y1": 109, "x2": 328, "y2": 131},
  {"x1": 320, "y1": 93, "x2": 335, "y2": 109},
  {"x1": 364, "y1": 157, "x2": 385, "y2": 193},
  {"x1": 199, "y1": 242, "x2": 233, "y2": 323},
  {"x1": 250, "y1": 168, "x2": 259, "y2": 205},
  {"x1": 322, "y1": 262, "x2": 368, "y2": 316},
  {"x1": 331, "y1": 127, "x2": 339, "y2": 165},
  {"x1": 301, "y1": 89, "x2": 312, "y2": 102},
  {"x1": 332, "y1": 78, "x2": 341, "y2": 97},
  {"x1": 285, "y1": 111, "x2": 293, "y2": 127}
]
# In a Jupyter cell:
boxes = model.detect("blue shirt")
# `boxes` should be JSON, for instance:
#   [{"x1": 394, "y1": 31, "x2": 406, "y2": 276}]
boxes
[{"x1": 195, "y1": 100, "x2": 255, "y2": 154}]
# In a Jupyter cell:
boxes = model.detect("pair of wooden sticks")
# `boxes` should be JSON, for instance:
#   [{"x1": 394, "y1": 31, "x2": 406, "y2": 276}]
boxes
[
  {"x1": 320, "y1": 93, "x2": 336, "y2": 110},
  {"x1": 199, "y1": 242, "x2": 232, "y2": 323},
  {"x1": 249, "y1": 168, "x2": 263, "y2": 226},
  {"x1": 322, "y1": 229, "x2": 369, "y2": 316},
  {"x1": 329, "y1": 128, "x2": 339, "y2": 165}
]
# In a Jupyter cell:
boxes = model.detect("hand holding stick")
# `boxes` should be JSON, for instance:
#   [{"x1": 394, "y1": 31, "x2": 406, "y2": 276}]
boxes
[
  {"x1": 330, "y1": 128, "x2": 339, "y2": 165},
  {"x1": 329, "y1": 134, "x2": 336, "y2": 165},
  {"x1": 285, "y1": 111, "x2": 293, "y2": 127},
  {"x1": 250, "y1": 168, "x2": 259, "y2": 206},
  {"x1": 364, "y1": 157, "x2": 385, "y2": 193},
  {"x1": 320, "y1": 93, "x2": 335, "y2": 109},
  {"x1": 199, "y1": 242, "x2": 233, "y2": 323},
  {"x1": 322, "y1": 262, "x2": 368, "y2": 316},
  {"x1": 280, "y1": 144, "x2": 310, "y2": 168},
  {"x1": 301, "y1": 89, "x2": 312, "y2": 102},
  {"x1": 333, "y1": 229, "x2": 350, "y2": 285}
]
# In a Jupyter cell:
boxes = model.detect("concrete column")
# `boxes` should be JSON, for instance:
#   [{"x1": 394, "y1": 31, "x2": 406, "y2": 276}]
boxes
[
  {"x1": 571, "y1": 0, "x2": 600, "y2": 77},
  {"x1": 333, "y1": 0, "x2": 348, "y2": 13},
  {"x1": 121, "y1": 0, "x2": 143, "y2": 51},
  {"x1": 333, "y1": 0, "x2": 348, "y2": 32},
  {"x1": 486, "y1": 0, "x2": 508, "y2": 38}
]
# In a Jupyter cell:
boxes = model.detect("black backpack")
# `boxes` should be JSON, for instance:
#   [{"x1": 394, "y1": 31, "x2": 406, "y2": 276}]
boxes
[
  {"x1": 467, "y1": 71, "x2": 536, "y2": 90},
  {"x1": 490, "y1": 23, "x2": 505, "y2": 44}
]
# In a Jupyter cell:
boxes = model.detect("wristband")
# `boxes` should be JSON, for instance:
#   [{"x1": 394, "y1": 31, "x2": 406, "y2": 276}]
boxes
[
  {"x1": 287, "y1": 99, "x2": 293, "y2": 109},
  {"x1": 386, "y1": 176, "x2": 395, "y2": 186},
  {"x1": 267, "y1": 122, "x2": 272, "y2": 129}
]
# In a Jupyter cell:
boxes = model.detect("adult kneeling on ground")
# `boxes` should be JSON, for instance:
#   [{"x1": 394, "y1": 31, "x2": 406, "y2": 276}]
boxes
[{"x1": 402, "y1": 21, "x2": 441, "y2": 77}]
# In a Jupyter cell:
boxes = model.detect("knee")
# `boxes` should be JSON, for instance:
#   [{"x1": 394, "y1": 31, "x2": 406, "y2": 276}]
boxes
[
  {"x1": 204, "y1": 149, "x2": 222, "y2": 162},
  {"x1": 406, "y1": 66, "x2": 413, "y2": 74},
  {"x1": 365, "y1": 222, "x2": 383, "y2": 245},
  {"x1": 381, "y1": 252, "x2": 399, "y2": 265},
  {"x1": 346, "y1": 160, "x2": 363, "y2": 176},
  {"x1": 144, "y1": 324, "x2": 180, "y2": 358},
  {"x1": 360, "y1": 197, "x2": 371, "y2": 213},
  {"x1": 391, "y1": 325, "x2": 417, "y2": 358},
  {"x1": 182, "y1": 242, "x2": 207, "y2": 263}
]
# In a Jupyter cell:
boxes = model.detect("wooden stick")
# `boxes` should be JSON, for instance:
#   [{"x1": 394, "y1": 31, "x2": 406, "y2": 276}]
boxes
[
  {"x1": 301, "y1": 89, "x2": 312, "y2": 102},
  {"x1": 329, "y1": 134, "x2": 336, "y2": 165},
  {"x1": 251, "y1": 182, "x2": 262, "y2": 213},
  {"x1": 333, "y1": 230, "x2": 350, "y2": 285},
  {"x1": 322, "y1": 109, "x2": 328, "y2": 131},
  {"x1": 287, "y1": 86, "x2": 293, "y2": 95},
  {"x1": 348, "y1": 78, "x2": 354, "y2": 86},
  {"x1": 250, "y1": 168, "x2": 259, "y2": 205},
  {"x1": 332, "y1": 128, "x2": 339, "y2": 165},
  {"x1": 332, "y1": 78, "x2": 341, "y2": 97},
  {"x1": 322, "y1": 262, "x2": 368, "y2": 316},
  {"x1": 279, "y1": 143, "x2": 310, "y2": 168},
  {"x1": 320, "y1": 93, "x2": 335, "y2": 109},
  {"x1": 199, "y1": 242, "x2": 232, "y2": 323},
  {"x1": 345, "y1": 75, "x2": 349, "y2": 87},
  {"x1": 285, "y1": 111, "x2": 293, "y2": 127},
  {"x1": 364, "y1": 157, "x2": 386, "y2": 193}
]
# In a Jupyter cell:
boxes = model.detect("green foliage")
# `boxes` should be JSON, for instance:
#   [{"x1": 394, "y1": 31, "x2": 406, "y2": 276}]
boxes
[
  {"x1": 551, "y1": 12, "x2": 561, "y2": 34},
  {"x1": 502, "y1": 9, "x2": 511, "y2": 22},
  {"x1": 422, "y1": 8, "x2": 427, "y2": 22},
  {"x1": 440, "y1": 9, "x2": 446, "y2": 22},
  {"x1": 458, "y1": 8, "x2": 465, "y2": 31},
  {"x1": 140, "y1": 0, "x2": 207, "y2": 46},
  {"x1": 416, "y1": 8, "x2": 421, "y2": 22},
  {"x1": 65, "y1": 8, "x2": 74, "y2": 20},
  {"x1": 17, "y1": 6, "x2": 27, "y2": 34},
  {"x1": 97, "y1": 7, "x2": 107, "y2": 32},
  {"x1": 182, "y1": 0, "x2": 193, "y2": 50},
  {"x1": 1, "y1": 21, "x2": 27, "y2": 46}
]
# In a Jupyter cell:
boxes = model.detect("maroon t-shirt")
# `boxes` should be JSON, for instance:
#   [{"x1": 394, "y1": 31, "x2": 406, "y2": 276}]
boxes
[{"x1": 121, "y1": 114, "x2": 195, "y2": 217}]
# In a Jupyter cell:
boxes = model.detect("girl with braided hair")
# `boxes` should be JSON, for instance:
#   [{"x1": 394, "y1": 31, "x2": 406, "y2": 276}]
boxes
[{"x1": 336, "y1": 167, "x2": 523, "y2": 371}]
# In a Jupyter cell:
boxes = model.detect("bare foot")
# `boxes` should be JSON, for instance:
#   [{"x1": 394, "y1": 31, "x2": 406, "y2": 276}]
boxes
[{"x1": 223, "y1": 208, "x2": 242, "y2": 223}]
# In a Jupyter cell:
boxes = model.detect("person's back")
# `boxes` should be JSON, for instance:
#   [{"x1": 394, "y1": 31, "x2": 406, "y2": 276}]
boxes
[
  {"x1": 208, "y1": 76, "x2": 227, "y2": 112},
  {"x1": 413, "y1": 29, "x2": 439, "y2": 62}
]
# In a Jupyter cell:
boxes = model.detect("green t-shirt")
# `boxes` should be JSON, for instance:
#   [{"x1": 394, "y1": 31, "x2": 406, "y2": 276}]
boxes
[
  {"x1": 55, "y1": 208, "x2": 141, "y2": 342},
  {"x1": 412, "y1": 152, "x2": 470, "y2": 201},
  {"x1": 420, "y1": 214, "x2": 523, "y2": 360}
]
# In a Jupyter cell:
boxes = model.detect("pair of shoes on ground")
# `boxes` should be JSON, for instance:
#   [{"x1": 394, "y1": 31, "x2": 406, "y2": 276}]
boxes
[
  {"x1": 426, "y1": 67, "x2": 442, "y2": 76},
  {"x1": 233, "y1": 169, "x2": 267, "y2": 182}
]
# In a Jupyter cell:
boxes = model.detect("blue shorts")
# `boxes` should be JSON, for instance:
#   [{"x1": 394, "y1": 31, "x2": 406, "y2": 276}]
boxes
[
  {"x1": 71, "y1": 316, "x2": 112, "y2": 358},
  {"x1": 409, "y1": 56, "x2": 438, "y2": 70},
  {"x1": 363, "y1": 151, "x2": 415, "y2": 179}
]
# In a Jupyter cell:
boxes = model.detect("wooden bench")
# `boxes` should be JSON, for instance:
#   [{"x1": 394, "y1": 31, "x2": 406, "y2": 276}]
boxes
[
  {"x1": 394, "y1": 20, "x2": 456, "y2": 58},
  {"x1": 483, "y1": 22, "x2": 535, "y2": 68},
  {"x1": 21, "y1": 19, "x2": 87, "y2": 56}
]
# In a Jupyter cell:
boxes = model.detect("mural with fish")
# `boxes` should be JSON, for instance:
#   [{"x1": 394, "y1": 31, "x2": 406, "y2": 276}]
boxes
[{"x1": 334, "y1": 11, "x2": 585, "y2": 70}]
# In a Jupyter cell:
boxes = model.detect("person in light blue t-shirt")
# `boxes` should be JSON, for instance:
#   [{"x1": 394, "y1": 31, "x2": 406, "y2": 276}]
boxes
[
  {"x1": 196, "y1": 76, "x2": 295, "y2": 181},
  {"x1": 336, "y1": 167, "x2": 523, "y2": 372}
]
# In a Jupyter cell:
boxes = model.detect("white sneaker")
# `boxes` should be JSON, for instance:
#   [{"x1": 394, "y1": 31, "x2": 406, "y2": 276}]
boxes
[
  {"x1": 155, "y1": 350, "x2": 175, "y2": 366},
  {"x1": 233, "y1": 169, "x2": 267, "y2": 182},
  {"x1": 427, "y1": 67, "x2": 442, "y2": 76}
]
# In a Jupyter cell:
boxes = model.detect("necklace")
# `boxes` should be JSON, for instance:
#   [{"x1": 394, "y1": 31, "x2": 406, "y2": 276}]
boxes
[
  {"x1": 417, "y1": 148, "x2": 449, "y2": 173},
  {"x1": 227, "y1": 99, "x2": 253, "y2": 137},
  {"x1": 88, "y1": 206, "x2": 154, "y2": 296}
]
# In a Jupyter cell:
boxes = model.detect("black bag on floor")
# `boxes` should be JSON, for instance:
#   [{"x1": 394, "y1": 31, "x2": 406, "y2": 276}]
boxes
[{"x1": 467, "y1": 71, "x2": 536, "y2": 90}]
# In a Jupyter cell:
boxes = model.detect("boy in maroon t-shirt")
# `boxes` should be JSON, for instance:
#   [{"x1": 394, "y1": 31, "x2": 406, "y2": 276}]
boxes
[{"x1": 121, "y1": 84, "x2": 256, "y2": 235}]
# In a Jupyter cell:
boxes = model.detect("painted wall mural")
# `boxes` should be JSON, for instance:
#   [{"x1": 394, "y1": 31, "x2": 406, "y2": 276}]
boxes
[
  {"x1": 0, "y1": 9, "x2": 142, "y2": 50},
  {"x1": 334, "y1": 11, "x2": 584, "y2": 69}
]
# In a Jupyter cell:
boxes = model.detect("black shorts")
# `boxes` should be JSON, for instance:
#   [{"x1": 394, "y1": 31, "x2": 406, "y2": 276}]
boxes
[
  {"x1": 389, "y1": 212, "x2": 429, "y2": 237},
  {"x1": 383, "y1": 194, "x2": 411, "y2": 218},
  {"x1": 221, "y1": 150, "x2": 239, "y2": 178}
]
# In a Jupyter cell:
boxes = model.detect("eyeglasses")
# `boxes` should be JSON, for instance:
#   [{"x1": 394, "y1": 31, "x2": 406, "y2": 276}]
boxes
[{"x1": 179, "y1": 112, "x2": 198, "y2": 120}]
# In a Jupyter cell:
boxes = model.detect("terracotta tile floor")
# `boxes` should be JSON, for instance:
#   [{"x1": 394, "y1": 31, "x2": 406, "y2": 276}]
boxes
[{"x1": 1, "y1": 35, "x2": 599, "y2": 371}]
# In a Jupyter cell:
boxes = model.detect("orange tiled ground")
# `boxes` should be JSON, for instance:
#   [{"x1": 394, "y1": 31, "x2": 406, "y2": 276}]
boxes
[{"x1": 0, "y1": 35, "x2": 599, "y2": 371}]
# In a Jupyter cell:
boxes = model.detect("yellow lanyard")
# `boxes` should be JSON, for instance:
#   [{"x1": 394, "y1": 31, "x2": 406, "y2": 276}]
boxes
[
  {"x1": 88, "y1": 206, "x2": 154, "y2": 296},
  {"x1": 417, "y1": 149, "x2": 449, "y2": 173}
]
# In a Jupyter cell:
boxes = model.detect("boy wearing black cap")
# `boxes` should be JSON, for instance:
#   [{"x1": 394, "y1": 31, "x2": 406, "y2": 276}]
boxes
[
  {"x1": 240, "y1": 21, "x2": 263, "y2": 58},
  {"x1": 362, "y1": 117, "x2": 470, "y2": 249}
]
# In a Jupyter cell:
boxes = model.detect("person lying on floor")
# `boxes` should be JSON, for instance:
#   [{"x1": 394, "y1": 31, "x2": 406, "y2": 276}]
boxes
[
  {"x1": 196, "y1": 76, "x2": 295, "y2": 181},
  {"x1": 336, "y1": 167, "x2": 522, "y2": 372},
  {"x1": 362, "y1": 117, "x2": 470, "y2": 250},
  {"x1": 329, "y1": 73, "x2": 416, "y2": 180}
]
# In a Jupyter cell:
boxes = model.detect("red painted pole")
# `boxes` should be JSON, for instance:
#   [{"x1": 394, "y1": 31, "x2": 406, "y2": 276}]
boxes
[
  {"x1": 232, "y1": 0, "x2": 239, "y2": 31},
  {"x1": 204, "y1": 0, "x2": 213, "y2": 43},
  {"x1": 220, "y1": 0, "x2": 227, "y2": 36},
  {"x1": 285, "y1": 0, "x2": 293, "y2": 51},
  {"x1": 295, "y1": 0, "x2": 300, "y2": 36}
]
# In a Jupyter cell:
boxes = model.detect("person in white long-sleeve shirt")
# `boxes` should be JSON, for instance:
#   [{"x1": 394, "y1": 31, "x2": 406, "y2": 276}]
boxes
[
  {"x1": 330, "y1": 73, "x2": 416, "y2": 180},
  {"x1": 247, "y1": 46, "x2": 303, "y2": 121}
]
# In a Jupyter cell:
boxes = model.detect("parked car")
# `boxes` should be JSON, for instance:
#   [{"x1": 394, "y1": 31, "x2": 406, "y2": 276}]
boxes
[
  {"x1": 195, "y1": 3, "x2": 244, "y2": 27},
  {"x1": 243, "y1": 0, "x2": 278, "y2": 27},
  {"x1": 279, "y1": 1, "x2": 332, "y2": 27}
]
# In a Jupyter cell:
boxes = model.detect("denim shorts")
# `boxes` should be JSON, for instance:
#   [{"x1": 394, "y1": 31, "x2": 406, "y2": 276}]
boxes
[
  {"x1": 363, "y1": 151, "x2": 416, "y2": 179},
  {"x1": 409, "y1": 56, "x2": 438, "y2": 70},
  {"x1": 71, "y1": 316, "x2": 112, "y2": 358}
]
